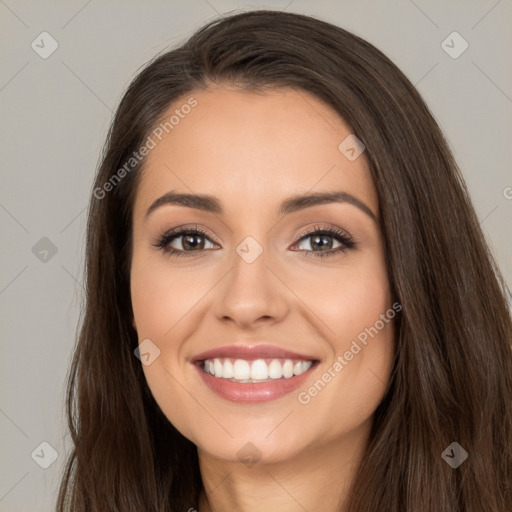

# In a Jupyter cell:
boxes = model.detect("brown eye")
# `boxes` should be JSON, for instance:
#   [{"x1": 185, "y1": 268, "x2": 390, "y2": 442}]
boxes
[
  {"x1": 296, "y1": 233, "x2": 341, "y2": 251},
  {"x1": 153, "y1": 228, "x2": 218, "y2": 258},
  {"x1": 291, "y1": 226, "x2": 356, "y2": 259}
]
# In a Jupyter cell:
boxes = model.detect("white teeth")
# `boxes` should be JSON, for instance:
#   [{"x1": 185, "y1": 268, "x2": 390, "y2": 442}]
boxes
[
  {"x1": 250, "y1": 359, "x2": 269, "y2": 380},
  {"x1": 282, "y1": 360, "x2": 294, "y2": 378},
  {"x1": 213, "y1": 358, "x2": 223, "y2": 377},
  {"x1": 268, "y1": 359, "x2": 283, "y2": 379},
  {"x1": 202, "y1": 357, "x2": 314, "y2": 381},
  {"x1": 233, "y1": 359, "x2": 251, "y2": 380},
  {"x1": 223, "y1": 359, "x2": 234, "y2": 379},
  {"x1": 301, "y1": 361, "x2": 312, "y2": 373}
]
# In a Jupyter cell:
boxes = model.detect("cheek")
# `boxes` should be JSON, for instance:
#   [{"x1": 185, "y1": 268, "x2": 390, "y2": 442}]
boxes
[
  {"x1": 130, "y1": 254, "x2": 209, "y2": 337},
  {"x1": 289, "y1": 256, "x2": 392, "y2": 345},
  {"x1": 289, "y1": 255, "x2": 395, "y2": 419},
  {"x1": 130, "y1": 255, "x2": 202, "y2": 438},
  {"x1": 330, "y1": 266, "x2": 391, "y2": 342}
]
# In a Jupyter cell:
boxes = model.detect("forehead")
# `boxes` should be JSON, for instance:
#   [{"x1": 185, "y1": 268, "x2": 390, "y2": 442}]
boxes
[{"x1": 133, "y1": 86, "x2": 377, "y2": 218}]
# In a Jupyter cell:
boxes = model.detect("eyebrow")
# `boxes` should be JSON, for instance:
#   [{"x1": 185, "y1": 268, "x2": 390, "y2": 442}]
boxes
[{"x1": 145, "y1": 190, "x2": 376, "y2": 221}]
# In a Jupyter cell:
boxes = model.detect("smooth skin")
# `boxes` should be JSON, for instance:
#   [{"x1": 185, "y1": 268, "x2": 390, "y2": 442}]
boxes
[{"x1": 130, "y1": 85, "x2": 396, "y2": 512}]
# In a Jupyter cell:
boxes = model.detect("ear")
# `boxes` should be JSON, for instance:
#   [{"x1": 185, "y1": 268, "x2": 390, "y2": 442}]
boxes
[{"x1": 132, "y1": 315, "x2": 137, "y2": 330}]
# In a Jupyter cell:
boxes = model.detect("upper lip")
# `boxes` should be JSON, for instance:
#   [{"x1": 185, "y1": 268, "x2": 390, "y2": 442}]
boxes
[{"x1": 191, "y1": 344, "x2": 319, "y2": 363}]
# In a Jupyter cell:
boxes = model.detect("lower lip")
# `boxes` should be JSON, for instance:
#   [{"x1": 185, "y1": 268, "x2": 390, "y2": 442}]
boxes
[{"x1": 194, "y1": 362, "x2": 318, "y2": 403}]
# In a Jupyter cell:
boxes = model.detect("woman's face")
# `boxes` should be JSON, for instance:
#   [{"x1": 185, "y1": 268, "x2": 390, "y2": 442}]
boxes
[{"x1": 130, "y1": 86, "x2": 396, "y2": 465}]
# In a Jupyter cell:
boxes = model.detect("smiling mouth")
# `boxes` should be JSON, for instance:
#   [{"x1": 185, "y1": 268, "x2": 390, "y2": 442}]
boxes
[{"x1": 199, "y1": 357, "x2": 317, "y2": 383}]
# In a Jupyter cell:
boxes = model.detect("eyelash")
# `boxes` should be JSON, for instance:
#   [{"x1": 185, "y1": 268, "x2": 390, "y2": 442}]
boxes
[{"x1": 152, "y1": 224, "x2": 356, "y2": 259}]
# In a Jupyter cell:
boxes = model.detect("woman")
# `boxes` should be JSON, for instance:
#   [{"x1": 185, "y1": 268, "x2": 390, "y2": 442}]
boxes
[{"x1": 57, "y1": 9, "x2": 512, "y2": 512}]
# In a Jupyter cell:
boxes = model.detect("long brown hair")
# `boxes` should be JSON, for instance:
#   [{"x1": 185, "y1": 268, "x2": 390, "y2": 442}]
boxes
[{"x1": 57, "y1": 10, "x2": 512, "y2": 511}]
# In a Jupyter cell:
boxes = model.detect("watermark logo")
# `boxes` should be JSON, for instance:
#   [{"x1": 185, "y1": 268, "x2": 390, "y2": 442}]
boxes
[
  {"x1": 236, "y1": 236, "x2": 263, "y2": 264},
  {"x1": 31, "y1": 441, "x2": 59, "y2": 469},
  {"x1": 442, "y1": 442, "x2": 468, "y2": 469},
  {"x1": 236, "y1": 442, "x2": 262, "y2": 468},
  {"x1": 441, "y1": 31, "x2": 468, "y2": 59},
  {"x1": 134, "y1": 338, "x2": 161, "y2": 366},
  {"x1": 32, "y1": 237, "x2": 58, "y2": 263},
  {"x1": 338, "y1": 134, "x2": 366, "y2": 161},
  {"x1": 31, "y1": 32, "x2": 58, "y2": 59}
]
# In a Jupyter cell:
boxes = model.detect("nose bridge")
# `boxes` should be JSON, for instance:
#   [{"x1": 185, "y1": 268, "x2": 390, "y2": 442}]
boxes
[{"x1": 214, "y1": 233, "x2": 288, "y2": 326}]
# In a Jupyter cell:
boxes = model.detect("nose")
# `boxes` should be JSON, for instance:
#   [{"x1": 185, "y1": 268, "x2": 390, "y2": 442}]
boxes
[{"x1": 214, "y1": 244, "x2": 289, "y2": 330}]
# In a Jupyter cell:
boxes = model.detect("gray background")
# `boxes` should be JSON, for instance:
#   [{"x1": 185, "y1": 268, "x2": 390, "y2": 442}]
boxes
[{"x1": 1, "y1": 0, "x2": 511, "y2": 510}]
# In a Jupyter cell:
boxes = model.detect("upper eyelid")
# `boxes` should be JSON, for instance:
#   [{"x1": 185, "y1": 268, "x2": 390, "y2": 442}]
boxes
[
  {"x1": 162, "y1": 225, "x2": 220, "y2": 245},
  {"x1": 295, "y1": 225, "x2": 352, "y2": 239}
]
